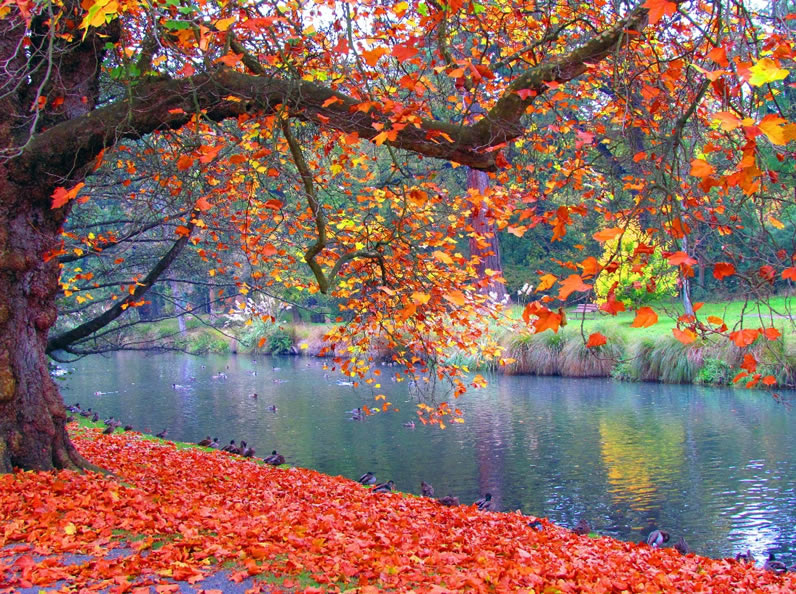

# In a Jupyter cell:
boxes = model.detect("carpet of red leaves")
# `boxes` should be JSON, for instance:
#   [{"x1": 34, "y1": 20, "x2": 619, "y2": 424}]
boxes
[{"x1": 1, "y1": 426, "x2": 795, "y2": 592}]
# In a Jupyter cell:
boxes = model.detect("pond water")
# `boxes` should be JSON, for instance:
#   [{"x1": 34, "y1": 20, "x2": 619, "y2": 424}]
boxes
[{"x1": 60, "y1": 352, "x2": 796, "y2": 562}]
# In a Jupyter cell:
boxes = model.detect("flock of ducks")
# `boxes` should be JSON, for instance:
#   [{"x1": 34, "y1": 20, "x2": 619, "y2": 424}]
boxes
[
  {"x1": 570, "y1": 519, "x2": 796, "y2": 573},
  {"x1": 355, "y1": 472, "x2": 494, "y2": 511}
]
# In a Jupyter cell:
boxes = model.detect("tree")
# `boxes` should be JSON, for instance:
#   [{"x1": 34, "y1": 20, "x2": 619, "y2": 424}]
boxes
[{"x1": 0, "y1": 0, "x2": 792, "y2": 472}]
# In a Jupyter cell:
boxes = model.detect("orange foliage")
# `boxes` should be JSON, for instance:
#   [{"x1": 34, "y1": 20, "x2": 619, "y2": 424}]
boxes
[{"x1": 2, "y1": 427, "x2": 794, "y2": 592}]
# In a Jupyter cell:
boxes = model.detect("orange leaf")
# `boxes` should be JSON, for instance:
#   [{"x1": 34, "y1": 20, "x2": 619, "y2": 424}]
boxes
[
  {"x1": 362, "y1": 47, "x2": 388, "y2": 66},
  {"x1": 740, "y1": 353, "x2": 757, "y2": 373},
  {"x1": 258, "y1": 336, "x2": 267, "y2": 348},
  {"x1": 643, "y1": 0, "x2": 677, "y2": 24},
  {"x1": 707, "y1": 315, "x2": 724, "y2": 325},
  {"x1": 216, "y1": 52, "x2": 242, "y2": 67},
  {"x1": 534, "y1": 310, "x2": 562, "y2": 333},
  {"x1": 535, "y1": 273, "x2": 557, "y2": 292},
  {"x1": 782, "y1": 267, "x2": 796, "y2": 281},
  {"x1": 689, "y1": 159, "x2": 715, "y2": 178},
  {"x1": 762, "y1": 375, "x2": 777, "y2": 386},
  {"x1": 631, "y1": 307, "x2": 658, "y2": 328},
  {"x1": 729, "y1": 328, "x2": 759, "y2": 347},
  {"x1": 411, "y1": 291, "x2": 430, "y2": 305},
  {"x1": 176, "y1": 155, "x2": 194, "y2": 171},
  {"x1": 557, "y1": 274, "x2": 591, "y2": 300},
  {"x1": 175, "y1": 225, "x2": 191, "y2": 237},
  {"x1": 391, "y1": 43, "x2": 418, "y2": 61},
  {"x1": 51, "y1": 182, "x2": 85, "y2": 209},
  {"x1": 586, "y1": 332, "x2": 607, "y2": 348},
  {"x1": 672, "y1": 328, "x2": 696, "y2": 344},
  {"x1": 579, "y1": 256, "x2": 601, "y2": 278},
  {"x1": 262, "y1": 244, "x2": 278, "y2": 257},
  {"x1": 194, "y1": 196, "x2": 213, "y2": 211},
  {"x1": 666, "y1": 251, "x2": 697, "y2": 266},
  {"x1": 763, "y1": 327, "x2": 781, "y2": 341},
  {"x1": 592, "y1": 227, "x2": 622, "y2": 242},
  {"x1": 444, "y1": 290, "x2": 466, "y2": 307},
  {"x1": 712, "y1": 262, "x2": 735, "y2": 280}
]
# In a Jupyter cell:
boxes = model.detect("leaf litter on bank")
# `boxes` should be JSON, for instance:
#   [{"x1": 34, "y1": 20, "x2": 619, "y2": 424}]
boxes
[{"x1": 1, "y1": 426, "x2": 795, "y2": 592}]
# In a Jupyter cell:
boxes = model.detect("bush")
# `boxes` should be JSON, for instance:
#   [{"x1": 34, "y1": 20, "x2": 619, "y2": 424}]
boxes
[
  {"x1": 267, "y1": 327, "x2": 294, "y2": 355},
  {"x1": 695, "y1": 357, "x2": 732, "y2": 385}
]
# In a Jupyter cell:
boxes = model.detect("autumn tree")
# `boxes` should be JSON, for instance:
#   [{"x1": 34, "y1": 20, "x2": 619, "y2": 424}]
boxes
[{"x1": 0, "y1": 0, "x2": 793, "y2": 472}]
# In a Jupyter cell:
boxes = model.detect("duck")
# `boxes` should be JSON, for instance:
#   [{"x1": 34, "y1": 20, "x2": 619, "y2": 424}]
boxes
[
  {"x1": 403, "y1": 420, "x2": 415, "y2": 429},
  {"x1": 264, "y1": 450, "x2": 285, "y2": 465},
  {"x1": 438, "y1": 494, "x2": 460, "y2": 507},
  {"x1": 735, "y1": 549, "x2": 753, "y2": 564},
  {"x1": 91, "y1": 412, "x2": 99, "y2": 422},
  {"x1": 79, "y1": 407, "x2": 92, "y2": 418},
  {"x1": 249, "y1": 393, "x2": 258, "y2": 399},
  {"x1": 102, "y1": 424, "x2": 115, "y2": 435},
  {"x1": 358, "y1": 472, "x2": 377, "y2": 485},
  {"x1": 646, "y1": 529, "x2": 670, "y2": 548},
  {"x1": 474, "y1": 493, "x2": 494, "y2": 511},
  {"x1": 528, "y1": 520, "x2": 544, "y2": 531},
  {"x1": 67, "y1": 403, "x2": 81, "y2": 413},
  {"x1": 674, "y1": 536, "x2": 689, "y2": 555},
  {"x1": 242, "y1": 444, "x2": 256, "y2": 458},
  {"x1": 123, "y1": 424, "x2": 134, "y2": 432},
  {"x1": 763, "y1": 553, "x2": 788, "y2": 575},
  {"x1": 267, "y1": 404, "x2": 278, "y2": 412},
  {"x1": 66, "y1": 415, "x2": 75, "y2": 424},
  {"x1": 208, "y1": 437, "x2": 220, "y2": 448},
  {"x1": 373, "y1": 480, "x2": 395, "y2": 493},
  {"x1": 155, "y1": 428, "x2": 168, "y2": 439},
  {"x1": 197, "y1": 436, "x2": 213, "y2": 447},
  {"x1": 574, "y1": 519, "x2": 591, "y2": 536},
  {"x1": 421, "y1": 481, "x2": 434, "y2": 497},
  {"x1": 221, "y1": 440, "x2": 237, "y2": 452}
]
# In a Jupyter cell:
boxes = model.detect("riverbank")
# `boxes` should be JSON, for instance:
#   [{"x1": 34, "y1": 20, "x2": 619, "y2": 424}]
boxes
[
  {"x1": 2, "y1": 424, "x2": 795, "y2": 592},
  {"x1": 130, "y1": 302, "x2": 796, "y2": 389}
]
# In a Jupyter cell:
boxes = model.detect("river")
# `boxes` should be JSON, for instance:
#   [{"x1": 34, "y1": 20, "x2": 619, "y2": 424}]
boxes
[{"x1": 59, "y1": 351, "x2": 796, "y2": 562}]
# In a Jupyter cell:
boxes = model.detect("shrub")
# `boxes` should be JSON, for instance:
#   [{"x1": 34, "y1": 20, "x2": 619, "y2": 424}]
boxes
[{"x1": 267, "y1": 327, "x2": 294, "y2": 355}]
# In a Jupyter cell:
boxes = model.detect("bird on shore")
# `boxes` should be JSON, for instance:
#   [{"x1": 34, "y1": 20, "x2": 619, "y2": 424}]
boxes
[
  {"x1": 242, "y1": 443, "x2": 256, "y2": 457},
  {"x1": 124, "y1": 424, "x2": 134, "y2": 432},
  {"x1": 197, "y1": 436, "x2": 213, "y2": 447},
  {"x1": 67, "y1": 403, "x2": 80, "y2": 413},
  {"x1": 155, "y1": 428, "x2": 168, "y2": 439},
  {"x1": 573, "y1": 519, "x2": 591, "y2": 536},
  {"x1": 102, "y1": 424, "x2": 115, "y2": 435},
  {"x1": 421, "y1": 481, "x2": 434, "y2": 497},
  {"x1": 763, "y1": 553, "x2": 788, "y2": 575},
  {"x1": 221, "y1": 440, "x2": 237, "y2": 452},
  {"x1": 474, "y1": 493, "x2": 494, "y2": 511},
  {"x1": 735, "y1": 550, "x2": 753, "y2": 564},
  {"x1": 80, "y1": 408, "x2": 92, "y2": 418},
  {"x1": 438, "y1": 494, "x2": 459, "y2": 507},
  {"x1": 264, "y1": 450, "x2": 285, "y2": 465},
  {"x1": 91, "y1": 412, "x2": 99, "y2": 422},
  {"x1": 674, "y1": 536, "x2": 689, "y2": 555},
  {"x1": 646, "y1": 529, "x2": 670, "y2": 548},
  {"x1": 373, "y1": 480, "x2": 395, "y2": 493},
  {"x1": 208, "y1": 437, "x2": 220, "y2": 448},
  {"x1": 66, "y1": 415, "x2": 75, "y2": 424},
  {"x1": 528, "y1": 520, "x2": 544, "y2": 531},
  {"x1": 358, "y1": 472, "x2": 377, "y2": 485}
]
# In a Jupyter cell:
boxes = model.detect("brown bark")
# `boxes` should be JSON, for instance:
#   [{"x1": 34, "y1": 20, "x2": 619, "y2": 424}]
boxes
[
  {"x1": 0, "y1": 178, "x2": 95, "y2": 473},
  {"x1": 467, "y1": 169, "x2": 507, "y2": 302}
]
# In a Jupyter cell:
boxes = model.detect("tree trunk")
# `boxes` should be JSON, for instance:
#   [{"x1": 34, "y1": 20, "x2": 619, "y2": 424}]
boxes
[
  {"x1": 467, "y1": 169, "x2": 507, "y2": 302},
  {"x1": 0, "y1": 183, "x2": 93, "y2": 473}
]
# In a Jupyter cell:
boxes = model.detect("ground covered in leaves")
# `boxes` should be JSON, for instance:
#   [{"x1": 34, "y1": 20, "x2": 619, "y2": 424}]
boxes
[{"x1": 2, "y1": 426, "x2": 795, "y2": 593}]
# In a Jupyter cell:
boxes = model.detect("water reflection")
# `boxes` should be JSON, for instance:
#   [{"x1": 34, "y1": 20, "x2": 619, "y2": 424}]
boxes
[{"x1": 61, "y1": 352, "x2": 796, "y2": 561}]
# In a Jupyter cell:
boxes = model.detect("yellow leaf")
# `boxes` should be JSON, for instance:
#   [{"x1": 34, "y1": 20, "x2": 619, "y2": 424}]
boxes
[
  {"x1": 759, "y1": 116, "x2": 796, "y2": 146},
  {"x1": 64, "y1": 523, "x2": 76, "y2": 535},
  {"x1": 535, "y1": 273, "x2": 557, "y2": 292},
  {"x1": 433, "y1": 250, "x2": 453, "y2": 265},
  {"x1": 748, "y1": 58, "x2": 789, "y2": 87},
  {"x1": 215, "y1": 16, "x2": 237, "y2": 31},
  {"x1": 411, "y1": 292, "x2": 430, "y2": 305}
]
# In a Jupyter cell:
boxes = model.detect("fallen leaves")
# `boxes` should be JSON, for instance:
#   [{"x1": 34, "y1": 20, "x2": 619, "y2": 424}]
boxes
[{"x1": 1, "y1": 427, "x2": 795, "y2": 592}]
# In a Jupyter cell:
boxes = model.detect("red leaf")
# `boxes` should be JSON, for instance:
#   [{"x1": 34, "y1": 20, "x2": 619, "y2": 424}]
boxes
[
  {"x1": 592, "y1": 227, "x2": 622, "y2": 242},
  {"x1": 586, "y1": 332, "x2": 607, "y2": 348},
  {"x1": 177, "y1": 155, "x2": 194, "y2": 171},
  {"x1": 782, "y1": 267, "x2": 796, "y2": 281},
  {"x1": 666, "y1": 251, "x2": 697, "y2": 266},
  {"x1": 763, "y1": 327, "x2": 781, "y2": 341},
  {"x1": 689, "y1": 158, "x2": 715, "y2": 178},
  {"x1": 729, "y1": 328, "x2": 759, "y2": 347},
  {"x1": 740, "y1": 353, "x2": 757, "y2": 373},
  {"x1": 712, "y1": 262, "x2": 735, "y2": 280},
  {"x1": 643, "y1": 0, "x2": 677, "y2": 24},
  {"x1": 557, "y1": 275, "x2": 591, "y2": 300}
]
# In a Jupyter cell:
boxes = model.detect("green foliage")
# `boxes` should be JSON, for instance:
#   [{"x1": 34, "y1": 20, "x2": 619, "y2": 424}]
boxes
[
  {"x1": 695, "y1": 357, "x2": 732, "y2": 385},
  {"x1": 595, "y1": 227, "x2": 677, "y2": 308},
  {"x1": 267, "y1": 327, "x2": 295, "y2": 355}
]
